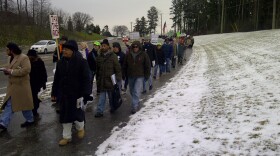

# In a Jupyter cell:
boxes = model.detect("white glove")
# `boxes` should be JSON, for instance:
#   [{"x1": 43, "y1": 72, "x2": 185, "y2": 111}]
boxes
[{"x1": 152, "y1": 61, "x2": 155, "y2": 66}]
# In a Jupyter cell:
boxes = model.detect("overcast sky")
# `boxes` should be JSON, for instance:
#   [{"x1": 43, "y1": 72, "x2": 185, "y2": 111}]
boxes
[{"x1": 49, "y1": 0, "x2": 173, "y2": 34}]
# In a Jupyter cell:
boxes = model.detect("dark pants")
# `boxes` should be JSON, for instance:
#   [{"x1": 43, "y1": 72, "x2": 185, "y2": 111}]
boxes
[{"x1": 32, "y1": 89, "x2": 41, "y2": 115}]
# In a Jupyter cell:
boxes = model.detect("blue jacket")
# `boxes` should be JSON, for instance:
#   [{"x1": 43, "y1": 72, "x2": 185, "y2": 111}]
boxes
[{"x1": 162, "y1": 43, "x2": 173, "y2": 59}]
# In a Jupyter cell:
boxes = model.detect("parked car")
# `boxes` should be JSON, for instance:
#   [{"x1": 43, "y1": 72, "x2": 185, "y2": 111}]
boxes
[{"x1": 30, "y1": 40, "x2": 56, "y2": 54}]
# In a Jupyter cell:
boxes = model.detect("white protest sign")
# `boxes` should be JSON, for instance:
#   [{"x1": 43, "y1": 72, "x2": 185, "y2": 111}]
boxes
[{"x1": 49, "y1": 15, "x2": 60, "y2": 39}]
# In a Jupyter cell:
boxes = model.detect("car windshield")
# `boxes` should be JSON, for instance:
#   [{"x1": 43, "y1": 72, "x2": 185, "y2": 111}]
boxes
[{"x1": 34, "y1": 41, "x2": 48, "y2": 45}]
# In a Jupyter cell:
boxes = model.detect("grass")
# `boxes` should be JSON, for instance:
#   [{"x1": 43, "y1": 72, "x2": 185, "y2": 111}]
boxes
[{"x1": 0, "y1": 25, "x2": 104, "y2": 47}]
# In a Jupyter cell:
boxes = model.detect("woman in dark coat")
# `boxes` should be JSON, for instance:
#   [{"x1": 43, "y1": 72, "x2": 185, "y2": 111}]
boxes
[
  {"x1": 51, "y1": 40, "x2": 91, "y2": 146},
  {"x1": 27, "y1": 49, "x2": 47, "y2": 117}
]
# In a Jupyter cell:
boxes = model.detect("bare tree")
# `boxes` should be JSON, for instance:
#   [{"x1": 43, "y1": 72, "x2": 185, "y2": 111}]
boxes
[
  {"x1": 113, "y1": 25, "x2": 128, "y2": 36},
  {"x1": 72, "y1": 12, "x2": 93, "y2": 31}
]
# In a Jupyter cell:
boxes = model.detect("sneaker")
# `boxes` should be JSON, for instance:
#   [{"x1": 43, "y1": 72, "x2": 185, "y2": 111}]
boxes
[
  {"x1": 142, "y1": 90, "x2": 147, "y2": 94},
  {"x1": 59, "y1": 138, "x2": 71, "y2": 146},
  {"x1": 20, "y1": 121, "x2": 34, "y2": 128},
  {"x1": 0, "y1": 124, "x2": 7, "y2": 132},
  {"x1": 94, "y1": 112, "x2": 104, "y2": 118},
  {"x1": 77, "y1": 129, "x2": 85, "y2": 139},
  {"x1": 149, "y1": 85, "x2": 153, "y2": 90}
]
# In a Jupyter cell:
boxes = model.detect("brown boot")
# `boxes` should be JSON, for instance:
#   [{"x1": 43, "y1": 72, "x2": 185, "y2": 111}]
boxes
[
  {"x1": 77, "y1": 129, "x2": 85, "y2": 139},
  {"x1": 59, "y1": 138, "x2": 71, "y2": 146}
]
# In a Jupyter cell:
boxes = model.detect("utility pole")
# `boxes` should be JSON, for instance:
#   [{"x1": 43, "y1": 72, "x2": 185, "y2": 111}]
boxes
[
  {"x1": 272, "y1": 0, "x2": 276, "y2": 29},
  {"x1": 220, "y1": 0, "x2": 224, "y2": 33},
  {"x1": 160, "y1": 13, "x2": 163, "y2": 36},
  {"x1": 130, "y1": 22, "x2": 133, "y2": 32}
]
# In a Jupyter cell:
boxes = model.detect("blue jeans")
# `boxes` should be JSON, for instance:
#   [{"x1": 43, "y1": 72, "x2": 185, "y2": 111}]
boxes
[
  {"x1": 143, "y1": 68, "x2": 153, "y2": 91},
  {"x1": 154, "y1": 64, "x2": 165, "y2": 77},
  {"x1": 96, "y1": 91, "x2": 112, "y2": 114},
  {"x1": 0, "y1": 98, "x2": 34, "y2": 128},
  {"x1": 128, "y1": 77, "x2": 144, "y2": 110},
  {"x1": 165, "y1": 58, "x2": 171, "y2": 72}
]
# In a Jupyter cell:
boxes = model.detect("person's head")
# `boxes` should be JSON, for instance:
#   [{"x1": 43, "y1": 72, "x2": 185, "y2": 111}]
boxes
[
  {"x1": 27, "y1": 49, "x2": 38, "y2": 61},
  {"x1": 100, "y1": 39, "x2": 110, "y2": 53},
  {"x1": 62, "y1": 40, "x2": 78, "y2": 58},
  {"x1": 179, "y1": 37, "x2": 184, "y2": 44},
  {"x1": 93, "y1": 41, "x2": 101, "y2": 50},
  {"x1": 131, "y1": 41, "x2": 141, "y2": 53},
  {"x1": 59, "y1": 36, "x2": 68, "y2": 44},
  {"x1": 156, "y1": 43, "x2": 162, "y2": 49},
  {"x1": 6, "y1": 42, "x2": 21, "y2": 56},
  {"x1": 112, "y1": 42, "x2": 121, "y2": 53},
  {"x1": 80, "y1": 42, "x2": 88, "y2": 50}
]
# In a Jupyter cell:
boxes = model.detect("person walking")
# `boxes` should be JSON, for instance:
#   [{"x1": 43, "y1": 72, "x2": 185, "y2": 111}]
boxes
[
  {"x1": 112, "y1": 42, "x2": 126, "y2": 92},
  {"x1": 95, "y1": 39, "x2": 122, "y2": 117},
  {"x1": 177, "y1": 36, "x2": 187, "y2": 65},
  {"x1": 123, "y1": 41, "x2": 151, "y2": 114},
  {"x1": 142, "y1": 39, "x2": 157, "y2": 94},
  {"x1": 0, "y1": 43, "x2": 34, "y2": 132},
  {"x1": 90, "y1": 41, "x2": 101, "y2": 95},
  {"x1": 27, "y1": 49, "x2": 47, "y2": 118},
  {"x1": 161, "y1": 38, "x2": 173, "y2": 73},
  {"x1": 153, "y1": 43, "x2": 165, "y2": 79},
  {"x1": 79, "y1": 42, "x2": 89, "y2": 60},
  {"x1": 51, "y1": 40, "x2": 91, "y2": 146}
]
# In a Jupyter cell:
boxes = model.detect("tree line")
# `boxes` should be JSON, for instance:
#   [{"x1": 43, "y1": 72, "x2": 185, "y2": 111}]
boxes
[
  {"x1": 170, "y1": 0, "x2": 280, "y2": 35},
  {"x1": 0, "y1": 0, "x2": 104, "y2": 34}
]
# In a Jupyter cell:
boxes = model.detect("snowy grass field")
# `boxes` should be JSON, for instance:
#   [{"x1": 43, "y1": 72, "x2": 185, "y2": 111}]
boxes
[{"x1": 96, "y1": 30, "x2": 280, "y2": 155}]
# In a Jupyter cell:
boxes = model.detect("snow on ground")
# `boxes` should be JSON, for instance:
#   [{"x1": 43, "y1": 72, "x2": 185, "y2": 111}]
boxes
[{"x1": 95, "y1": 30, "x2": 280, "y2": 156}]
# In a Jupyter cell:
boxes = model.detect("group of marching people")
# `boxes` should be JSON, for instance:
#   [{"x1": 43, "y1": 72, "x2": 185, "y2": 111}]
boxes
[{"x1": 0, "y1": 34, "x2": 194, "y2": 146}]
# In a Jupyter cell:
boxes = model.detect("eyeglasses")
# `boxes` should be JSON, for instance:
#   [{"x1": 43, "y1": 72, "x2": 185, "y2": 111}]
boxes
[{"x1": 132, "y1": 46, "x2": 138, "y2": 48}]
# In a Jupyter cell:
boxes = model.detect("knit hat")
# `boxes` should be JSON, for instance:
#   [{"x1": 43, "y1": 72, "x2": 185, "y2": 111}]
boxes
[
  {"x1": 27, "y1": 49, "x2": 38, "y2": 57},
  {"x1": 62, "y1": 40, "x2": 78, "y2": 52},
  {"x1": 101, "y1": 39, "x2": 110, "y2": 46},
  {"x1": 6, "y1": 42, "x2": 22, "y2": 54},
  {"x1": 131, "y1": 41, "x2": 141, "y2": 49}
]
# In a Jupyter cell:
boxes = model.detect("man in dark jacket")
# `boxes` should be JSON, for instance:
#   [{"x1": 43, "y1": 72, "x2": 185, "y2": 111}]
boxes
[
  {"x1": 112, "y1": 42, "x2": 126, "y2": 91},
  {"x1": 27, "y1": 49, "x2": 47, "y2": 118},
  {"x1": 161, "y1": 38, "x2": 173, "y2": 73},
  {"x1": 123, "y1": 41, "x2": 151, "y2": 114},
  {"x1": 95, "y1": 39, "x2": 122, "y2": 117},
  {"x1": 89, "y1": 41, "x2": 101, "y2": 95},
  {"x1": 142, "y1": 39, "x2": 157, "y2": 94},
  {"x1": 51, "y1": 40, "x2": 91, "y2": 146}
]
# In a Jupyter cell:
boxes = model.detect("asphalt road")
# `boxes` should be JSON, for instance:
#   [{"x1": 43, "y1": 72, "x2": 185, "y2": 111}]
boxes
[{"x1": 0, "y1": 39, "x2": 193, "y2": 155}]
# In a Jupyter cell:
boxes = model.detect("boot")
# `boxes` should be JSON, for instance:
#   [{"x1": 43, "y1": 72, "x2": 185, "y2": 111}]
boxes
[{"x1": 59, "y1": 138, "x2": 71, "y2": 146}]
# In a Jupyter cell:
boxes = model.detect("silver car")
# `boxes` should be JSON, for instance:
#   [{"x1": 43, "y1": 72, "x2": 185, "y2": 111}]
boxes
[{"x1": 30, "y1": 40, "x2": 57, "y2": 54}]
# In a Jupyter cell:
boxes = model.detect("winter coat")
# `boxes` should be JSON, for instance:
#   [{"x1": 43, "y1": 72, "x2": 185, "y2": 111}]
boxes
[
  {"x1": 87, "y1": 51, "x2": 97, "y2": 73},
  {"x1": 143, "y1": 43, "x2": 157, "y2": 67},
  {"x1": 155, "y1": 47, "x2": 166, "y2": 65},
  {"x1": 29, "y1": 58, "x2": 47, "y2": 93},
  {"x1": 96, "y1": 51, "x2": 122, "y2": 91},
  {"x1": 2, "y1": 54, "x2": 34, "y2": 112},
  {"x1": 123, "y1": 50, "x2": 151, "y2": 80},
  {"x1": 51, "y1": 52, "x2": 91, "y2": 123},
  {"x1": 162, "y1": 43, "x2": 173, "y2": 59},
  {"x1": 177, "y1": 44, "x2": 187, "y2": 58},
  {"x1": 115, "y1": 51, "x2": 125, "y2": 67}
]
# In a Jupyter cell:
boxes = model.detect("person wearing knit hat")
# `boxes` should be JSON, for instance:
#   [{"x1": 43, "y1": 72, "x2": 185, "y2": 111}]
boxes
[
  {"x1": 112, "y1": 42, "x2": 126, "y2": 92},
  {"x1": 27, "y1": 49, "x2": 47, "y2": 118},
  {"x1": 0, "y1": 42, "x2": 35, "y2": 132},
  {"x1": 51, "y1": 39, "x2": 91, "y2": 146},
  {"x1": 88, "y1": 41, "x2": 101, "y2": 95},
  {"x1": 123, "y1": 40, "x2": 151, "y2": 114},
  {"x1": 101, "y1": 39, "x2": 110, "y2": 46}
]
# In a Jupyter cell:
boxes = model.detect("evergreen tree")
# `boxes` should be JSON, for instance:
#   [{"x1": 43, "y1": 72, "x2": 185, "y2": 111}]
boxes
[
  {"x1": 147, "y1": 6, "x2": 159, "y2": 34},
  {"x1": 67, "y1": 17, "x2": 74, "y2": 31}
]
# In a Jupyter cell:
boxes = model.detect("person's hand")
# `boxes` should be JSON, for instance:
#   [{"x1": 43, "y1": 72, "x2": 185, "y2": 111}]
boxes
[
  {"x1": 3, "y1": 68, "x2": 12, "y2": 75},
  {"x1": 51, "y1": 96, "x2": 56, "y2": 102},
  {"x1": 83, "y1": 95, "x2": 93, "y2": 103}
]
